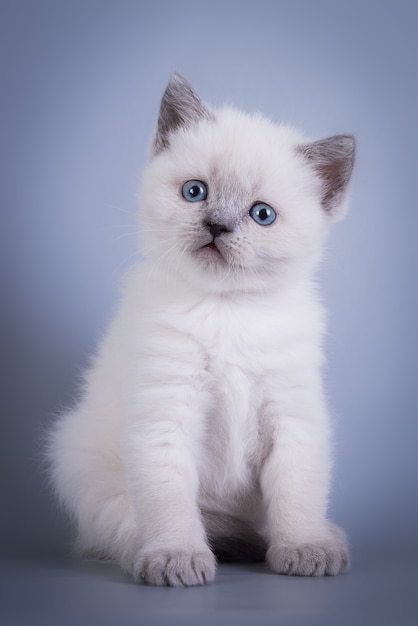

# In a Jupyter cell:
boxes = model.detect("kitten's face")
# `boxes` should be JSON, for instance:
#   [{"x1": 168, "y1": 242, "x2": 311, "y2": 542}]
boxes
[
  {"x1": 138, "y1": 76, "x2": 354, "y2": 294},
  {"x1": 140, "y1": 113, "x2": 324, "y2": 292}
]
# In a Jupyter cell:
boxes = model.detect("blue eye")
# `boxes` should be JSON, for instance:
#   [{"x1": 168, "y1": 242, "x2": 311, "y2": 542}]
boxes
[
  {"x1": 249, "y1": 203, "x2": 277, "y2": 226},
  {"x1": 182, "y1": 180, "x2": 208, "y2": 202}
]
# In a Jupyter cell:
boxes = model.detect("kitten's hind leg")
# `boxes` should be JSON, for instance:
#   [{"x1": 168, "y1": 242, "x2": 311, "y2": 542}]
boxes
[{"x1": 202, "y1": 510, "x2": 267, "y2": 563}]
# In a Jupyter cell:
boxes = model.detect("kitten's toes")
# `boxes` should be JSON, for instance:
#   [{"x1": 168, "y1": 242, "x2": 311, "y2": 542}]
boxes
[
  {"x1": 267, "y1": 540, "x2": 349, "y2": 577},
  {"x1": 133, "y1": 548, "x2": 216, "y2": 587}
]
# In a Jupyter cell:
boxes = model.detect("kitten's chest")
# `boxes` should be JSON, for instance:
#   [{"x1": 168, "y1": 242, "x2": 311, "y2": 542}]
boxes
[
  {"x1": 189, "y1": 299, "x2": 274, "y2": 488},
  {"x1": 194, "y1": 296, "x2": 282, "y2": 384}
]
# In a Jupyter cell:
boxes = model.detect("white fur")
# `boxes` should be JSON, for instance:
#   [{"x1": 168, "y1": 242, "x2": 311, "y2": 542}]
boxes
[{"x1": 48, "y1": 92, "x2": 352, "y2": 585}]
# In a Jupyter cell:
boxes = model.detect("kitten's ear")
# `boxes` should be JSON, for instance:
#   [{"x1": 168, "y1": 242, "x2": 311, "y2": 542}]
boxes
[
  {"x1": 153, "y1": 73, "x2": 213, "y2": 154},
  {"x1": 298, "y1": 135, "x2": 355, "y2": 219}
]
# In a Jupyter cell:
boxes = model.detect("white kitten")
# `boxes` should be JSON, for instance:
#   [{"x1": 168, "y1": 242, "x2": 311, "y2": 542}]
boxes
[{"x1": 48, "y1": 74, "x2": 355, "y2": 586}]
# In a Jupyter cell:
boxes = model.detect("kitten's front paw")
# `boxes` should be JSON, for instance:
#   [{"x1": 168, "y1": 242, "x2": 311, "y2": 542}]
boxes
[
  {"x1": 133, "y1": 548, "x2": 216, "y2": 587},
  {"x1": 267, "y1": 540, "x2": 349, "y2": 577}
]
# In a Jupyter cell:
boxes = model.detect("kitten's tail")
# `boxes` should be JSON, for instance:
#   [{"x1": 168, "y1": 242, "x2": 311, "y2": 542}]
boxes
[{"x1": 202, "y1": 510, "x2": 267, "y2": 563}]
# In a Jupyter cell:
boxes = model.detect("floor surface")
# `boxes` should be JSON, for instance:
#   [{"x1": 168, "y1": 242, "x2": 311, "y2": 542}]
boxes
[{"x1": 1, "y1": 541, "x2": 417, "y2": 626}]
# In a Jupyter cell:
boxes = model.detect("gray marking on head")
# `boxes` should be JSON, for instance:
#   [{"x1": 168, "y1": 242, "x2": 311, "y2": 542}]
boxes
[
  {"x1": 297, "y1": 134, "x2": 355, "y2": 212},
  {"x1": 154, "y1": 73, "x2": 214, "y2": 154}
]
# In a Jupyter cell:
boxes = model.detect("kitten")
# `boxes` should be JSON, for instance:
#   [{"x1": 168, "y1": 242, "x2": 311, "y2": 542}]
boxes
[{"x1": 48, "y1": 73, "x2": 355, "y2": 586}]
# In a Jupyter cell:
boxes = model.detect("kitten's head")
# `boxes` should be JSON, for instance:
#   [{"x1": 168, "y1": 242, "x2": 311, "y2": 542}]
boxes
[{"x1": 138, "y1": 74, "x2": 355, "y2": 294}]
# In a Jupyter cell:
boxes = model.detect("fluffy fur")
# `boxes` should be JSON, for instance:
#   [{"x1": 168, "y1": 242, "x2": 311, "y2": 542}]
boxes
[{"x1": 48, "y1": 74, "x2": 355, "y2": 586}]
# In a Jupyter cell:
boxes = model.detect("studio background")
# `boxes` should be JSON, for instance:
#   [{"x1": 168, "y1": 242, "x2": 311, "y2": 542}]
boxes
[{"x1": 2, "y1": 0, "x2": 418, "y2": 621}]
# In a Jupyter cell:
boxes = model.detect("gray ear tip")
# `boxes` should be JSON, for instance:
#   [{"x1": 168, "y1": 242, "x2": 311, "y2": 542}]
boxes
[
  {"x1": 336, "y1": 134, "x2": 356, "y2": 157},
  {"x1": 154, "y1": 72, "x2": 210, "y2": 155},
  {"x1": 297, "y1": 133, "x2": 356, "y2": 214},
  {"x1": 167, "y1": 72, "x2": 193, "y2": 91},
  {"x1": 171, "y1": 71, "x2": 187, "y2": 81},
  {"x1": 326, "y1": 134, "x2": 356, "y2": 168},
  {"x1": 343, "y1": 133, "x2": 355, "y2": 145}
]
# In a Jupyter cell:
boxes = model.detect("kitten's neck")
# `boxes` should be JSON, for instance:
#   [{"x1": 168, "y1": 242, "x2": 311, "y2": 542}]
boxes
[{"x1": 139, "y1": 258, "x2": 318, "y2": 305}]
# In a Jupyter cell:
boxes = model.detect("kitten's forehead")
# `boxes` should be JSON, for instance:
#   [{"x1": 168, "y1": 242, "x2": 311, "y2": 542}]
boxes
[
  {"x1": 207, "y1": 109, "x2": 301, "y2": 166},
  {"x1": 208, "y1": 163, "x2": 256, "y2": 202},
  {"x1": 160, "y1": 106, "x2": 304, "y2": 174},
  {"x1": 181, "y1": 109, "x2": 306, "y2": 203}
]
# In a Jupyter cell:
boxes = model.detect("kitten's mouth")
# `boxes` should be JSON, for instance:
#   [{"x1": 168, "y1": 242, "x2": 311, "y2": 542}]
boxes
[
  {"x1": 203, "y1": 242, "x2": 219, "y2": 252},
  {"x1": 197, "y1": 239, "x2": 226, "y2": 262}
]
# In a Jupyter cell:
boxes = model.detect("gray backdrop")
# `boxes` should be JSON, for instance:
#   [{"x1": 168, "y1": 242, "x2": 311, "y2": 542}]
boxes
[{"x1": 3, "y1": 0, "x2": 418, "y2": 570}]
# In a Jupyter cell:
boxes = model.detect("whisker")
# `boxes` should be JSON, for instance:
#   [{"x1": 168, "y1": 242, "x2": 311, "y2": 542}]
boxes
[
  {"x1": 171, "y1": 242, "x2": 189, "y2": 282},
  {"x1": 144, "y1": 240, "x2": 183, "y2": 292},
  {"x1": 140, "y1": 235, "x2": 182, "y2": 258},
  {"x1": 104, "y1": 203, "x2": 137, "y2": 216},
  {"x1": 112, "y1": 248, "x2": 142, "y2": 278},
  {"x1": 112, "y1": 230, "x2": 141, "y2": 242}
]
